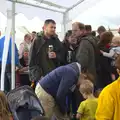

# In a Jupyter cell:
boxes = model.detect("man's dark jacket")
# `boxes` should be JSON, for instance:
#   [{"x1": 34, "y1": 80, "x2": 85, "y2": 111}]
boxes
[
  {"x1": 29, "y1": 32, "x2": 65, "y2": 82},
  {"x1": 39, "y1": 62, "x2": 80, "y2": 114},
  {"x1": 76, "y1": 34, "x2": 97, "y2": 82}
]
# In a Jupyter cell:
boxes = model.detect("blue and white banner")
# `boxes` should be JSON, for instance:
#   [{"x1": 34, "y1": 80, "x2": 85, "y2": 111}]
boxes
[{"x1": 0, "y1": 10, "x2": 12, "y2": 91}]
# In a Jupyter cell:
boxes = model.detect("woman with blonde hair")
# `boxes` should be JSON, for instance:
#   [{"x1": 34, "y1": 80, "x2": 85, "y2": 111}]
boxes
[{"x1": 0, "y1": 91, "x2": 13, "y2": 120}]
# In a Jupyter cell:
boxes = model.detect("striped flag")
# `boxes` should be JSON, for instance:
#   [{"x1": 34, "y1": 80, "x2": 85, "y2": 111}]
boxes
[{"x1": 0, "y1": 0, "x2": 12, "y2": 91}]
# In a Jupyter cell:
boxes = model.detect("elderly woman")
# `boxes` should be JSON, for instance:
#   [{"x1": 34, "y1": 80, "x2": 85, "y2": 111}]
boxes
[
  {"x1": 19, "y1": 34, "x2": 32, "y2": 67},
  {"x1": 62, "y1": 30, "x2": 78, "y2": 64},
  {"x1": 97, "y1": 31, "x2": 114, "y2": 89},
  {"x1": 18, "y1": 34, "x2": 32, "y2": 86}
]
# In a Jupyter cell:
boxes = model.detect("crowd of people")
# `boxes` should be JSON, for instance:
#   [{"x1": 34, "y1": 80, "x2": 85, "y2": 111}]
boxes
[{"x1": 0, "y1": 19, "x2": 120, "y2": 120}]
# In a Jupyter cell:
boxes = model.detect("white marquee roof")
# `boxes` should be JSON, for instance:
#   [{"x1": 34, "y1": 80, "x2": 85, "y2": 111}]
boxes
[
  {"x1": 9, "y1": 0, "x2": 85, "y2": 13},
  {"x1": 1, "y1": 0, "x2": 105, "y2": 23},
  {"x1": 0, "y1": 0, "x2": 120, "y2": 31}
]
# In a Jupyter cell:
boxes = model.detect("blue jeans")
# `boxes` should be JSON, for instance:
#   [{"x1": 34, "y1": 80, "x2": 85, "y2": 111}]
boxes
[{"x1": 66, "y1": 93, "x2": 78, "y2": 115}]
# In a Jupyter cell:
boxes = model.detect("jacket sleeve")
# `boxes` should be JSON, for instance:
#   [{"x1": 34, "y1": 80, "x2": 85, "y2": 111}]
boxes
[
  {"x1": 29, "y1": 39, "x2": 42, "y2": 82},
  {"x1": 76, "y1": 40, "x2": 90, "y2": 70},
  {"x1": 56, "y1": 69, "x2": 77, "y2": 114},
  {"x1": 103, "y1": 49, "x2": 114, "y2": 58}
]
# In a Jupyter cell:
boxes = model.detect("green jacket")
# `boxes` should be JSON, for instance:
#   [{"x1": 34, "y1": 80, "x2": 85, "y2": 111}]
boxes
[{"x1": 29, "y1": 32, "x2": 65, "y2": 81}]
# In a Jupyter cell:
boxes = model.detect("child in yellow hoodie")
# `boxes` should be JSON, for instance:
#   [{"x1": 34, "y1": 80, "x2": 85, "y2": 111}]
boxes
[{"x1": 96, "y1": 55, "x2": 120, "y2": 120}]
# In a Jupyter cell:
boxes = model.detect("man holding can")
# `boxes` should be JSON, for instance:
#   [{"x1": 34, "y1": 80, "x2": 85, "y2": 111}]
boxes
[{"x1": 29, "y1": 19, "x2": 65, "y2": 84}]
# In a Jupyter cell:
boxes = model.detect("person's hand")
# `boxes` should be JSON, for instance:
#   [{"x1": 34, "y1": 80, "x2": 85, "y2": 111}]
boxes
[
  {"x1": 16, "y1": 67, "x2": 19, "y2": 72},
  {"x1": 31, "y1": 81, "x2": 35, "y2": 88},
  {"x1": 111, "y1": 74, "x2": 115, "y2": 81},
  {"x1": 24, "y1": 52, "x2": 29, "y2": 58},
  {"x1": 100, "y1": 50, "x2": 104, "y2": 54},
  {"x1": 19, "y1": 69, "x2": 24, "y2": 73},
  {"x1": 76, "y1": 113, "x2": 81, "y2": 120},
  {"x1": 19, "y1": 67, "x2": 28, "y2": 73},
  {"x1": 48, "y1": 52, "x2": 56, "y2": 59}
]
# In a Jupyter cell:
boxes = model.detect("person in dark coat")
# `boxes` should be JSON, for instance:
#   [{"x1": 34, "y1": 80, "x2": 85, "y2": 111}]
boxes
[
  {"x1": 62, "y1": 30, "x2": 78, "y2": 64},
  {"x1": 91, "y1": 31, "x2": 96, "y2": 37},
  {"x1": 29, "y1": 19, "x2": 65, "y2": 83},
  {"x1": 97, "y1": 26, "x2": 106, "y2": 39},
  {"x1": 35, "y1": 62, "x2": 81, "y2": 120},
  {"x1": 62, "y1": 30, "x2": 79, "y2": 116},
  {"x1": 72, "y1": 23, "x2": 98, "y2": 116},
  {"x1": 97, "y1": 31, "x2": 114, "y2": 89},
  {"x1": 72, "y1": 22, "x2": 97, "y2": 83},
  {"x1": 85, "y1": 25, "x2": 99, "y2": 44}
]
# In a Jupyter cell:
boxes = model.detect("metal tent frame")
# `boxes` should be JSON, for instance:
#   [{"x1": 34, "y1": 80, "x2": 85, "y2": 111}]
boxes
[
  {"x1": 7, "y1": 0, "x2": 85, "y2": 90},
  {"x1": 9, "y1": 0, "x2": 85, "y2": 32}
]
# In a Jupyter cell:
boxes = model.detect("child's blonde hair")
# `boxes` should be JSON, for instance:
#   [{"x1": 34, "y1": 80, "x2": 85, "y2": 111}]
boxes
[
  {"x1": 112, "y1": 36, "x2": 120, "y2": 45},
  {"x1": 0, "y1": 91, "x2": 11, "y2": 120},
  {"x1": 79, "y1": 80, "x2": 94, "y2": 95}
]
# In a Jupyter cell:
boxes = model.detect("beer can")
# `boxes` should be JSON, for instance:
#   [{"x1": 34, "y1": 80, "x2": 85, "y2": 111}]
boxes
[
  {"x1": 48, "y1": 45, "x2": 53, "y2": 52},
  {"x1": 67, "y1": 51, "x2": 72, "y2": 63}
]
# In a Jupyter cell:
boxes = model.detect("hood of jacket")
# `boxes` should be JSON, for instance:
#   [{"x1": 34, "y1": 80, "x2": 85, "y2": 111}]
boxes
[
  {"x1": 68, "y1": 62, "x2": 81, "y2": 77},
  {"x1": 37, "y1": 31, "x2": 58, "y2": 39}
]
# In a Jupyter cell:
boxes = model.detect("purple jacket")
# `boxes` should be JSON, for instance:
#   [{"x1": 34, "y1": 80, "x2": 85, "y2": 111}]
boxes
[{"x1": 39, "y1": 62, "x2": 80, "y2": 114}]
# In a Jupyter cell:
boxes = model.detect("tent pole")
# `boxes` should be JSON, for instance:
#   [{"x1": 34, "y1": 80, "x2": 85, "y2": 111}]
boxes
[
  {"x1": 8, "y1": 0, "x2": 64, "y2": 14},
  {"x1": 63, "y1": 11, "x2": 70, "y2": 34},
  {"x1": 11, "y1": 0, "x2": 15, "y2": 90},
  {"x1": 63, "y1": 13, "x2": 66, "y2": 34}
]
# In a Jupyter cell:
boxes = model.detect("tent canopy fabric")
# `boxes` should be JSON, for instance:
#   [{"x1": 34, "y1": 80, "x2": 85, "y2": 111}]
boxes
[
  {"x1": 0, "y1": 0, "x2": 119, "y2": 27},
  {"x1": 0, "y1": 0, "x2": 104, "y2": 23},
  {"x1": 0, "y1": 0, "x2": 120, "y2": 37},
  {"x1": 11, "y1": 0, "x2": 83, "y2": 13}
]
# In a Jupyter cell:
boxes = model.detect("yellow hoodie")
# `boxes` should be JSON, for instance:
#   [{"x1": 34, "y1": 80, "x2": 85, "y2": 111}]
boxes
[{"x1": 96, "y1": 77, "x2": 120, "y2": 120}]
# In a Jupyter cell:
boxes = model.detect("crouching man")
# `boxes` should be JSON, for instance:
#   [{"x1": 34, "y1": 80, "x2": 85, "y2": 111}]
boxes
[{"x1": 35, "y1": 62, "x2": 81, "y2": 120}]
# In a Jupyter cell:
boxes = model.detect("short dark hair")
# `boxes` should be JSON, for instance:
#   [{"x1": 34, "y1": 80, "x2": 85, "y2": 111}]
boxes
[
  {"x1": 85, "y1": 25, "x2": 92, "y2": 32},
  {"x1": 91, "y1": 31, "x2": 96, "y2": 36},
  {"x1": 97, "y1": 26, "x2": 106, "y2": 33},
  {"x1": 100, "y1": 31, "x2": 114, "y2": 45},
  {"x1": 32, "y1": 31, "x2": 37, "y2": 34},
  {"x1": 64, "y1": 30, "x2": 72, "y2": 39},
  {"x1": 63, "y1": 30, "x2": 72, "y2": 46},
  {"x1": 31, "y1": 116, "x2": 49, "y2": 120},
  {"x1": 44, "y1": 19, "x2": 56, "y2": 25}
]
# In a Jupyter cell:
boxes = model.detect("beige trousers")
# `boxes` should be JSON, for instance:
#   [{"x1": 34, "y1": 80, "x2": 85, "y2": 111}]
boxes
[{"x1": 35, "y1": 84, "x2": 69, "y2": 120}]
